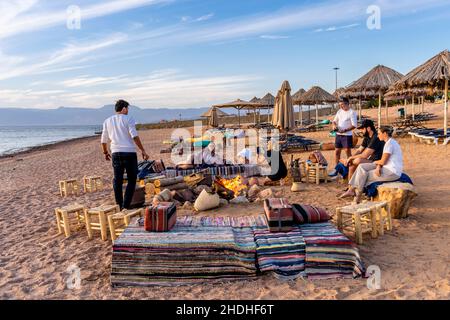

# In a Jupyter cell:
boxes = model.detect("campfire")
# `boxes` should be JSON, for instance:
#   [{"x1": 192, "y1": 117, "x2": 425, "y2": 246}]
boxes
[{"x1": 214, "y1": 175, "x2": 247, "y2": 199}]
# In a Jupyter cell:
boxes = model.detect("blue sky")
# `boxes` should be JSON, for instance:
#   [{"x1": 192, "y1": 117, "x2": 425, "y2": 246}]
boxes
[{"x1": 0, "y1": 0, "x2": 449, "y2": 109}]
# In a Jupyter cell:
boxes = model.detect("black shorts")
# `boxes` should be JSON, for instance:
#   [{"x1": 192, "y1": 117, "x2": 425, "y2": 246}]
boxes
[{"x1": 335, "y1": 135, "x2": 353, "y2": 149}]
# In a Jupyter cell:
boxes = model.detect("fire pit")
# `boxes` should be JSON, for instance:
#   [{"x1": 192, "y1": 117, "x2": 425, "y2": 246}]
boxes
[{"x1": 214, "y1": 175, "x2": 248, "y2": 200}]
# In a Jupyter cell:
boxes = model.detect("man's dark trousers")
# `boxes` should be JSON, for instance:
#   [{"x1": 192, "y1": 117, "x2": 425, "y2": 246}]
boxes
[{"x1": 112, "y1": 152, "x2": 138, "y2": 210}]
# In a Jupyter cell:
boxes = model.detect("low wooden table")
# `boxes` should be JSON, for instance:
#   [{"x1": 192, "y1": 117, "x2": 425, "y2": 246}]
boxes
[{"x1": 336, "y1": 201, "x2": 391, "y2": 245}]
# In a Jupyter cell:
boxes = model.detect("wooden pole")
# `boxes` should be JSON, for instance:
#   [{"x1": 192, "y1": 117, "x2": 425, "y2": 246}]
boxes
[
  {"x1": 378, "y1": 93, "x2": 382, "y2": 126},
  {"x1": 445, "y1": 79, "x2": 448, "y2": 135},
  {"x1": 238, "y1": 108, "x2": 241, "y2": 127},
  {"x1": 358, "y1": 99, "x2": 362, "y2": 121},
  {"x1": 299, "y1": 105, "x2": 303, "y2": 126},
  {"x1": 412, "y1": 95, "x2": 415, "y2": 121},
  {"x1": 404, "y1": 98, "x2": 407, "y2": 118},
  {"x1": 315, "y1": 104, "x2": 319, "y2": 125},
  {"x1": 385, "y1": 100, "x2": 389, "y2": 124},
  {"x1": 421, "y1": 96, "x2": 425, "y2": 113}
]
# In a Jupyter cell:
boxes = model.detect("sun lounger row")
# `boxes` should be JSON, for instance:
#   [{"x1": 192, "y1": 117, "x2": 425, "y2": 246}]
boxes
[{"x1": 408, "y1": 128, "x2": 450, "y2": 145}]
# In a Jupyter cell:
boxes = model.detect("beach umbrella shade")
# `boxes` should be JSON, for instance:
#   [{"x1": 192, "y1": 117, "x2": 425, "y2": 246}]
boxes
[
  {"x1": 249, "y1": 97, "x2": 261, "y2": 124},
  {"x1": 341, "y1": 65, "x2": 403, "y2": 126},
  {"x1": 259, "y1": 93, "x2": 275, "y2": 123},
  {"x1": 201, "y1": 107, "x2": 228, "y2": 118},
  {"x1": 389, "y1": 50, "x2": 449, "y2": 133},
  {"x1": 299, "y1": 86, "x2": 337, "y2": 125},
  {"x1": 213, "y1": 99, "x2": 262, "y2": 127},
  {"x1": 292, "y1": 88, "x2": 306, "y2": 125},
  {"x1": 272, "y1": 81, "x2": 295, "y2": 131}
]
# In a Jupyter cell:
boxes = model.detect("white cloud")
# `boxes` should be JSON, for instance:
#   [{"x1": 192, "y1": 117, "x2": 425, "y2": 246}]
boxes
[
  {"x1": 0, "y1": 70, "x2": 261, "y2": 108},
  {"x1": 0, "y1": 0, "x2": 173, "y2": 39},
  {"x1": 315, "y1": 23, "x2": 360, "y2": 33},
  {"x1": 0, "y1": 33, "x2": 127, "y2": 81},
  {"x1": 260, "y1": 35, "x2": 290, "y2": 40},
  {"x1": 196, "y1": 13, "x2": 214, "y2": 22}
]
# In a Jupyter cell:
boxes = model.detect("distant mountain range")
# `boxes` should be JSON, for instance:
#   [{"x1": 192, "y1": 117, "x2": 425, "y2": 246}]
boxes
[{"x1": 0, "y1": 105, "x2": 213, "y2": 126}]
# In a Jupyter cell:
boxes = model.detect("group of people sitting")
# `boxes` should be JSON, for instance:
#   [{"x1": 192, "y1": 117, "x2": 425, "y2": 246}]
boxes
[{"x1": 330, "y1": 97, "x2": 404, "y2": 203}]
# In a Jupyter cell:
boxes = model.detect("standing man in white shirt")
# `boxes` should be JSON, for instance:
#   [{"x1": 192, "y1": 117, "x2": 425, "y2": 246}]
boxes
[
  {"x1": 332, "y1": 97, "x2": 358, "y2": 167},
  {"x1": 101, "y1": 100, "x2": 149, "y2": 210}
]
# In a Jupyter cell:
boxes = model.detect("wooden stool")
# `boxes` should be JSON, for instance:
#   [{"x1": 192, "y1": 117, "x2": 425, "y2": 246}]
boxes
[
  {"x1": 59, "y1": 179, "x2": 80, "y2": 197},
  {"x1": 108, "y1": 208, "x2": 144, "y2": 241},
  {"x1": 374, "y1": 201, "x2": 392, "y2": 236},
  {"x1": 55, "y1": 204, "x2": 86, "y2": 237},
  {"x1": 83, "y1": 176, "x2": 103, "y2": 193},
  {"x1": 84, "y1": 204, "x2": 120, "y2": 241},
  {"x1": 305, "y1": 162, "x2": 328, "y2": 185},
  {"x1": 336, "y1": 202, "x2": 383, "y2": 245}
]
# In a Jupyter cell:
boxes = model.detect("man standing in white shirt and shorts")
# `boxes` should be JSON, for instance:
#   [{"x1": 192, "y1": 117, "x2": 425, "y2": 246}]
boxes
[
  {"x1": 101, "y1": 100, "x2": 149, "y2": 210},
  {"x1": 332, "y1": 97, "x2": 357, "y2": 168}
]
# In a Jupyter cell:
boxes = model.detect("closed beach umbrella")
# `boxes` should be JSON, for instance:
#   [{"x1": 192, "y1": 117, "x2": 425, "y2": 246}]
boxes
[
  {"x1": 388, "y1": 50, "x2": 449, "y2": 134},
  {"x1": 272, "y1": 81, "x2": 295, "y2": 131},
  {"x1": 342, "y1": 65, "x2": 403, "y2": 126},
  {"x1": 208, "y1": 107, "x2": 219, "y2": 127}
]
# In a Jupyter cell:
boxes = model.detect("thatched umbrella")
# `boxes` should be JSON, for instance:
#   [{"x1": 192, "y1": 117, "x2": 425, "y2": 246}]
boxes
[
  {"x1": 342, "y1": 65, "x2": 403, "y2": 125},
  {"x1": 385, "y1": 87, "x2": 431, "y2": 117},
  {"x1": 201, "y1": 107, "x2": 228, "y2": 118},
  {"x1": 389, "y1": 50, "x2": 449, "y2": 133},
  {"x1": 258, "y1": 93, "x2": 275, "y2": 123},
  {"x1": 213, "y1": 99, "x2": 261, "y2": 127},
  {"x1": 292, "y1": 88, "x2": 306, "y2": 125},
  {"x1": 299, "y1": 86, "x2": 337, "y2": 125},
  {"x1": 272, "y1": 81, "x2": 295, "y2": 131}
]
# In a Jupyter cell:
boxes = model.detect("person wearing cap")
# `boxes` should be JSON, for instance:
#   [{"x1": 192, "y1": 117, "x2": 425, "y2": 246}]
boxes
[
  {"x1": 332, "y1": 97, "x2": 358, "y2": 167},
  {"x1": 338, "y1": 126, "x2": 403, "y2": 203},
  {"x1": 339, "y1": 119, "x2": 385, "y2": 181}
]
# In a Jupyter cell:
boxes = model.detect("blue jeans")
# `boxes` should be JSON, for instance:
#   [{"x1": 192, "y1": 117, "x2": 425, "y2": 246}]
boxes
[{"x1": 112, "y1": 152, "x2": 138, "y2": 209}]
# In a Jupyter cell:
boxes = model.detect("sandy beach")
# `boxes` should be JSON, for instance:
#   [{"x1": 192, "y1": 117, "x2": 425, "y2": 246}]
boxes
[{"x1": 0, "y1": 103, "x2": 449, "y2": 300}]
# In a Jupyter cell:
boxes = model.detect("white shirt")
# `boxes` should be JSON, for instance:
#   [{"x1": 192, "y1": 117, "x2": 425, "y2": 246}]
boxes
[
  {"x1": 333, "y1": 108, "x2": 357, "y2": 136},
  {"x1": 382, "y1": 138, "x2": 403, "y2": 177},
  {"x1": 101, "y1": 114, "x2": 138, "y2": 153}
]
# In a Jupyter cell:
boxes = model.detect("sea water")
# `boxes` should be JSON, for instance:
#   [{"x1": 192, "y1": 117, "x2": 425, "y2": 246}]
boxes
[{"x1": 0, "y1": 125, "x2": 101, "y2": 156}]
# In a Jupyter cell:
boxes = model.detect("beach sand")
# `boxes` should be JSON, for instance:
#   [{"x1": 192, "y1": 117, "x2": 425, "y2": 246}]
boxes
[{"x1": 0, "y1": 103, "x2": 449, "y2": 300}]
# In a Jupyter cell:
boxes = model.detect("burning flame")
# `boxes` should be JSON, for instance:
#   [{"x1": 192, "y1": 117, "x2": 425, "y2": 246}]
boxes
[{"x1": 219, "y1": 175, "x2": 247, "y2": 196}]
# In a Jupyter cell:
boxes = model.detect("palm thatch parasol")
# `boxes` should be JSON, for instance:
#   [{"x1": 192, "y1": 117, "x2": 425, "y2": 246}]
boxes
[
  {"x1": 258, "y1": 93, "x2": 275, "y2": 123},
  {"x1": 342, "y1": 65, "x2": 403, "y2": 125},
  {"x1": 201, "y1": 107, "x2": 228, "y2": 118},
  {"x1": 272, "y1": 81, "x2": 295, "y2": 131},
  {"x1": 292, "y1": 88, "x2": 306, "y2": 125},
  {"x1": 213, "y1": 99, "x2": 261, "y2": 127},
  {"x1": 299, "y1": 86, "x2": 337, "y2": 125},
  {"x1": 389, "y1": 50, "x2": 449, "y2": 132}
]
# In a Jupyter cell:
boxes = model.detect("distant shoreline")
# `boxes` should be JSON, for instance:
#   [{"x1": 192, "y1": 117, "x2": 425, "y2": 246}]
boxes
[{"x1": 0, "y1": 134, "x2": 99, "y2": 160}]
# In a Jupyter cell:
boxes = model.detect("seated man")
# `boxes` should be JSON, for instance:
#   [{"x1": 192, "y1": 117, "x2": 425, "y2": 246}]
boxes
[
  {"x1": 339, "y1": 126, "x2": 403, "y2": 203},
  {"x1": 331, "y1": 119, "x2": 384, "y2": 180}
]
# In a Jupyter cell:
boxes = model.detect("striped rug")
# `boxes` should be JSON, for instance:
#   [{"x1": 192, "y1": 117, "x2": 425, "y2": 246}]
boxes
[{"x1": 299, "y1": 222, "x2": 365, "y2": 279}]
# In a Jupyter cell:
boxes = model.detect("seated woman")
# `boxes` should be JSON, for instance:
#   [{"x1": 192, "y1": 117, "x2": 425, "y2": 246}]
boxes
[{"x1": 339, "y1": 126, "x2": 403, "y2": 203}]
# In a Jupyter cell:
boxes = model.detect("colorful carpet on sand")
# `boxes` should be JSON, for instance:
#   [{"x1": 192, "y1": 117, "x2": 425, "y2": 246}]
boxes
[{"x1": 111, "y1": 216, "x2": 365, "y2": 287}]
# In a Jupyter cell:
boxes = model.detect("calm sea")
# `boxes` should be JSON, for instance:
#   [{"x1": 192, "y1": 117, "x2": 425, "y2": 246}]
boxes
[{"x1": 0, "y1": 125, "x2": 102, "y2": 156}]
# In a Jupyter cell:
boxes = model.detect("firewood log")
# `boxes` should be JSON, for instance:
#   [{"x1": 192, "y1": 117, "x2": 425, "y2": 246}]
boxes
[{"x1": 154, "y1": 176, "x2": 184, "y2": 188}]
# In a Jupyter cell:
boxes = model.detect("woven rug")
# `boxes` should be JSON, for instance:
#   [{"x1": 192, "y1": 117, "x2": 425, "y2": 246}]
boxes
[
  {"x1": 253, "y1": 227, "x2": 306, "y2": 280},
  {"x1": 299, "y1": 222, "x2": 365, "y2": 279},
  {"x1": 176, "y1": 215, "x2": 268, "y2": 228},
  {"x1": 111, "y1": 221, "x2": 257, "y2": 287}
]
